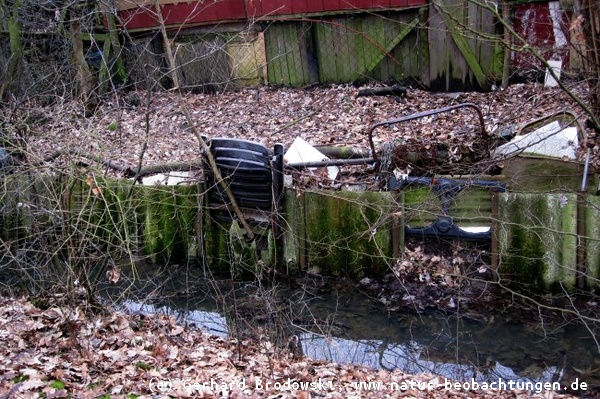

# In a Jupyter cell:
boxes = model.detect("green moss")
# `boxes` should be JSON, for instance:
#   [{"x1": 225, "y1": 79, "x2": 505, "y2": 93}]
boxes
[
  {"x1": 499, "y1": 194, "x2": 547, "y2": 290},
  {"x1": 303, "y1": 191, "x2": 394, "y2": 277},
  {"x1": 498, "y1": 193, "x2": 578, "y2": 291},
  {"x1": 585, "y1": 195, "x2": 600, "y2": 291},
  {"x1": 141, "y1": 184, "x2": 199, "y2": 263},
  {"x1": 282, "y1": 190, "x2": 304, "y2": 275}
]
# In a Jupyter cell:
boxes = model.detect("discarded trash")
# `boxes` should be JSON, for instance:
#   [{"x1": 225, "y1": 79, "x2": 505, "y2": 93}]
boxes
[
  {"x1": 493, "y1": 121, "x2": 578, "y2": 160},
  {"x1": 141, "y1": 171, "x2": 193, "y2": 185},
  {"x1": 544, "y1": 59, "x2": 562, "y2": 88},
  {"x1": 284, "y1": 137, "x2": 339, "y2": 181}
]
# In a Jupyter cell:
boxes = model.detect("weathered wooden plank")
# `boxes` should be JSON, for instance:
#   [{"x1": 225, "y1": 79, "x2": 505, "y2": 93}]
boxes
[
  {"x1": 227, "y1": 33, "x2": 265, "y2": 86},
  {"x1": 264, "y1": 22, "x2": 315, "y2": 86},
  {"x1": 428, "y1": 2, "x2": 451, "y2": 90},
  {"x1": 333, "y1": 16, "x2": 354, "y2": 82},
  {"x1": 284, "y1": 24, "x2": 302, "y2": 85},
  {"x1": 364, "y1": 17, "x2": 418, "y2": 74},
  {"x1": 264, "y1": 23, "x2": 290, "y2": 84},
  {"x1": 348, "y1": 16, "x2": 366, "y2": 81},
  {"x1": 315, "y1": 22, "x2": 337, "y2": 81},
  {"x1": 434, "y1": 1, "x2": 488, "y2": 90}
]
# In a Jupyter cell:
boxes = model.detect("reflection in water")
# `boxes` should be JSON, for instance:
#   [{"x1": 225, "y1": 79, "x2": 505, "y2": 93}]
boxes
[
  {"x1": 300, "y1": 333, "x2": 561, "y2": 386},
  {"x1": 120, "y1": 295, "x2": 594, "y2": 391},
  {"x1": 122, "y1": 300, "x2": 228, "y2": 337}
]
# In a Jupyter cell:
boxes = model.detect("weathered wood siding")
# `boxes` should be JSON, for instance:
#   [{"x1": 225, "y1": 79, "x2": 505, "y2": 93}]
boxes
[
  {"x1": 264, "y1": 10, "x2": 427, "y2": 86},
  {"x1": 264, "y1": 22, "x2": 319, "y2": 86},
  {"x1": 428, "y1": 0, "x2": 501, "y2": 91}
]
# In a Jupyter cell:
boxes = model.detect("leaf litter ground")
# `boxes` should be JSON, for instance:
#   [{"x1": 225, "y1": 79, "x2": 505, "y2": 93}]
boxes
[{"x1": 1, "y1": 81, "x2": 598, "y2": 398}]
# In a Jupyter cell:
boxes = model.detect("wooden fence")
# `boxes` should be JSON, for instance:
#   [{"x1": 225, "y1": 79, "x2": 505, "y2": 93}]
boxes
[{"x1": 116, "y1": 0, "x2": 568, "y2": 91}]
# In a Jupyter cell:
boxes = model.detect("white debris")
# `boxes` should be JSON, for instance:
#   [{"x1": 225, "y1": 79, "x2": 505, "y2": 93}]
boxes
[
  {"x1": 493, "y1": 121, "x2": 578, "y2": 160},
  {"x1": 284, "y1": 137, "x2": 339, "y2": 181},
  {"x1": 140, "y1": 171, "x2": 193, "y2": 185}
]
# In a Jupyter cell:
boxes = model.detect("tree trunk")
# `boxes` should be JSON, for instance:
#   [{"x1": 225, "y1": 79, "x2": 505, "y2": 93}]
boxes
[
  {"x1": 71, "y1": 19, "x2": 96, "y2": 111},
  {"x1": 0, "y1": 0, "x2": 23, "y2": 102},
  {"x1": 581, "y1": 0, "x2": 600, "y2": 128}
]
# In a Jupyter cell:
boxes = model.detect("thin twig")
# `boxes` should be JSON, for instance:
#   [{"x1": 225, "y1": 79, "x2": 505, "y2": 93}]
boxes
[{"x1": 154, "y1": 0, "x2": 255, "y2": 240}]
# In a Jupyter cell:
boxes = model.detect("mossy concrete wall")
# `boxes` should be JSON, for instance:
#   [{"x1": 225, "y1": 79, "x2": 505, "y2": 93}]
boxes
[
  {"x1": 585, "y1": 195, "x2": 600, "y2": 291},
  {"x1": 0, "y1": 175, "x2": 201, "y2": 266},
  {"x1": 283, "y1": 190, "x2": 399, "y2": 277},
  {"x1": 497, "y1": 193, "x2": 579, "y2": 291},
  {"x1": 2, "y1": 174, "x2": 599, "y2": 291}
]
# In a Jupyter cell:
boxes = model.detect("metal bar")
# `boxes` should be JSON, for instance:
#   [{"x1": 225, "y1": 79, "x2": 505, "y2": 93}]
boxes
[
  {"x1": 388, "y1": 175, "x2": 506, "y2": 192},
  {"x1": 284, "y1": 157, "x2": 375, "y2": 169},
  {"x1": 367, "y1": 103, "x2": 488, "y2": 163},
  {"x1": 581, "y1": 147, "x2": 591, "y2": 192}
]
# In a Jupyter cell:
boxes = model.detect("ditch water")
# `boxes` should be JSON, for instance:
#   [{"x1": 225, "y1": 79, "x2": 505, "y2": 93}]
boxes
[{"x1": 103, "y1": 264, "x2": 600, "y2": 395}]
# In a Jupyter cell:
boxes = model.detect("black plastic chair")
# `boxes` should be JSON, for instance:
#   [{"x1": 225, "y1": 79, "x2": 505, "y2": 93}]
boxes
[{"x1": 201, "y1": 137, "x2": 284, "y2": 225}]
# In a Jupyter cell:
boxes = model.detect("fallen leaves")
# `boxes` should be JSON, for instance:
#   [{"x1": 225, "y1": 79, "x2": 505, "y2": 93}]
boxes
[
  {"x1": 0, "y1": 295, "x2": 586, "y2": 399},
  {"x1": 5, "y1": 81, "x2": 597, "y2": 182}
]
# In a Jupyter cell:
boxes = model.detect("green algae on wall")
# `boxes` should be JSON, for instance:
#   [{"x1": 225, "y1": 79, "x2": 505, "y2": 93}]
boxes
[
  {"x1": 141, "y1": 184, "x2": 200, "y2": 263},
  {"x1": 300, "y1": 190, "x2": 396, "y2": 277},
  {"x1": 83, "y1": 177, "x2": 140, "y2": 253},
  {"x1": 282, "y1": 190, "x2": 304, "y2": 275},
  {"x1": 585, "y1": 195, "x2": 600, "y2": 291},
  {"x1": 502, "y1": 157, "x2": 597, "y2": 194},
  {"x1": 403, "y1": 187, "x2": 440, "y2": 228},
  {"x1": 403, "y1": 184, "x2": 495, "y2": 229},
  {"x1": 498, "y1": 192, "x2": 578, "y2": 291}
]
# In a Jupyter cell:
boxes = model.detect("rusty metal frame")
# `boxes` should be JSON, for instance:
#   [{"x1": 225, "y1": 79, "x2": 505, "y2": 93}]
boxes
[{"x1": 367, "y1": 102, "x2": 488, "y2": 165}]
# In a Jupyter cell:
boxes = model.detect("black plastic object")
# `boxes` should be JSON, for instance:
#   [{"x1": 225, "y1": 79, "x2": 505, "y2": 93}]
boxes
[
  {"x1": 202, "y1": 137, "x2": 284, "y2": 216},
  {"x1": 389, "y1": 176, "x2": 506, "y2": 241}
]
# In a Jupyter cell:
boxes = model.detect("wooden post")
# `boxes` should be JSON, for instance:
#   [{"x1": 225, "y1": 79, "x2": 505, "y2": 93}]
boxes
[
  {"x1": 0, "y1": 0, "x2": 23, "y2": 101},
  {"x1": 501, "y1": 1, "x2": 511, "y2": 89},
  {"x1": 71, "y1": 18, "x2": 96, "y2": 111}
]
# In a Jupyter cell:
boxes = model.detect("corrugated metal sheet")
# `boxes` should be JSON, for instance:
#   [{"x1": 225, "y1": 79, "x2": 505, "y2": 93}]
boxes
[
  {"x1": 117, "y1": 0, "x2": 427, "y2": 31},
  {"x1": 512, "y1": 1, "x2": 569, "y2": 71},
  {"x1": 117, "y1": 0, "x2": 247, "y2": 31}
]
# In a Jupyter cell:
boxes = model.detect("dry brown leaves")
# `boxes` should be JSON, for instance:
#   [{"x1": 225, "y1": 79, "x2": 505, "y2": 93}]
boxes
[
  {"x1": 8, "y1": 81, "x2": 597, "y2": 178},
  {"x1": 0, "y1": 296, "x2": 584, "y2": 398}
]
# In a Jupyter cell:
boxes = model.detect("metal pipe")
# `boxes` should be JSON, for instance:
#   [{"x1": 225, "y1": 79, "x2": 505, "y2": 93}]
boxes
[
  {"x1": 581, "y1": 147, "x2": 591, "y2": 192},
  {"x1": 284, "y1": 157, "x2": 375, "y2": 170}
]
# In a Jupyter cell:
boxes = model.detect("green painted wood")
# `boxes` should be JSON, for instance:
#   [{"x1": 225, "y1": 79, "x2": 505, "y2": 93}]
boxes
[
  {"x1": 364, "y1": 17, "x2": 418, "y2": 74},
  {"x1": 350, "y1": 16, "x2": 365, "y2": 81},
  {"x1": 498, "y1": 192, "x2": 578, "y2": 291},
  {"x1": 265, "y1": 23, "x2": 288, "y2": 85},
  {"x1": 329, "y1": 17, "x2": 356, "y2": 83},
  {"x1": 315, "y1": 22, "x2": 336, "y2": 82},
  {"x1": 264, "y1": 22, "x2": 315, "y2": 86},
  {"x1": 285, "y1": 24, "x2": 303, "y2": 85}
]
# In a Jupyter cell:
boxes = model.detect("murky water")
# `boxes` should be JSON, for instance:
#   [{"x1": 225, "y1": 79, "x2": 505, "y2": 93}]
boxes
[{"x1": 108, "y1": 276, "x2": 599, "y2": 394}]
